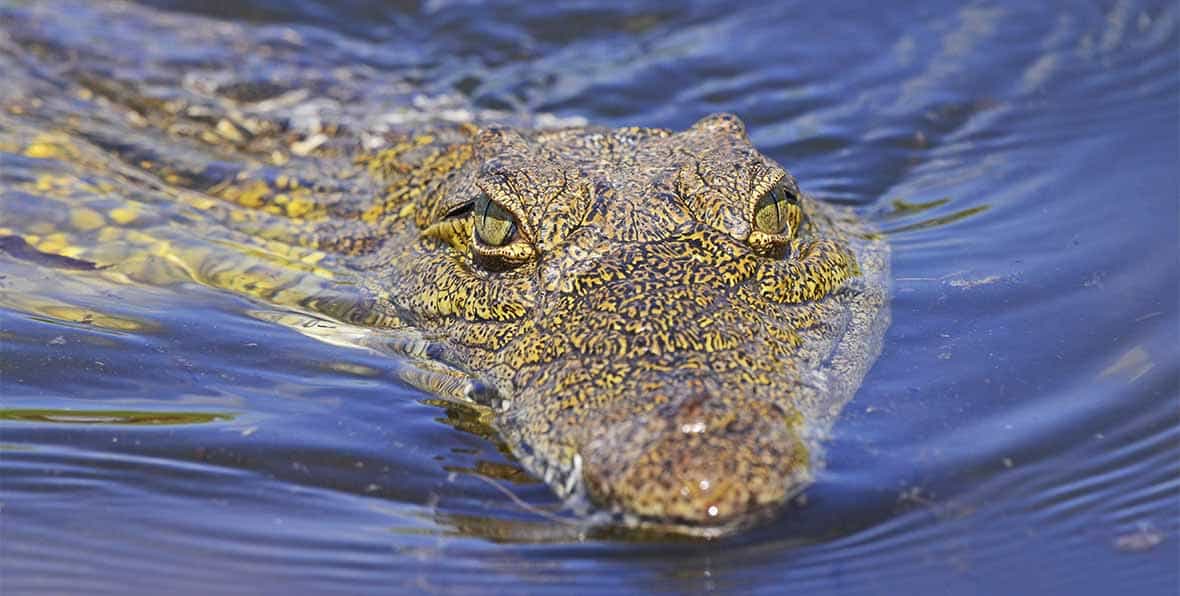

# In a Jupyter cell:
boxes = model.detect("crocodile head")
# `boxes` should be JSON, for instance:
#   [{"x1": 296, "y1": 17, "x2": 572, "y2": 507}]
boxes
[{"x1": 379, "y1": 113, "x2": 885, "y2": 534}]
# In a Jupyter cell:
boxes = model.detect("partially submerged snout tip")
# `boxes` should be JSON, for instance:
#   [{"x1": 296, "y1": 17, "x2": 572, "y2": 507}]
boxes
[{"x1": 581, "y1": 389, "x2": 812, "y2": 532}]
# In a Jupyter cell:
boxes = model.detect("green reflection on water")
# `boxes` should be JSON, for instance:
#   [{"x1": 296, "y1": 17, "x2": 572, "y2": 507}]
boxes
[
  {"x1": 884, "y1": 197, "x2": 952, "y2": 218},
  {"x1": 0, "y1": 409, "x2": 235, "y2": 425},
  {"x1": 885, "y1": 203, "x2": 991, "y2": 234}
]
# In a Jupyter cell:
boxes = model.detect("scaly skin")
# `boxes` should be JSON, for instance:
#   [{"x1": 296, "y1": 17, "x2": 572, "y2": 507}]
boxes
[
  {"x1": 359, "y1": 116, "x2": 890, "y2": 533},
  {"x1": 0, "y1": 44, "x2": 889, "y2": 535}
]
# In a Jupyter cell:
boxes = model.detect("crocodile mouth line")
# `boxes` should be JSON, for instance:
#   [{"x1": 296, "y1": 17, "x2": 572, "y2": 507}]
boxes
[{"x1": 511, "y1": 444, "x2": 791, "y2": 537}]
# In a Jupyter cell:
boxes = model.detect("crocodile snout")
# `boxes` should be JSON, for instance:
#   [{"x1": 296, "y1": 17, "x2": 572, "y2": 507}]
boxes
[{"x1": 579, "y1": 385, "x2": 811, "y2": 531}]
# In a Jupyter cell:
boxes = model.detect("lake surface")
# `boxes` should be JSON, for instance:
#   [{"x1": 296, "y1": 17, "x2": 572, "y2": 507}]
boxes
[{"x1": 1, "y1": 0, "x2": 1177, "y2": 593}]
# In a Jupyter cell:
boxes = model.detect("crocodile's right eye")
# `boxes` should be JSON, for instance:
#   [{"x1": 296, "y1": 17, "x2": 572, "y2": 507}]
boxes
[
  {"x1": 474, "y1": 192, "x2": 518, "y2": 247},
  {"x1": 469, "y1": 191, "x2": 534, "y2": 271}
]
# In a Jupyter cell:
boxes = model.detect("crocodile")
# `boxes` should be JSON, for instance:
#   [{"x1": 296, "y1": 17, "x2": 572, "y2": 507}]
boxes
[{"x1": 0, "y1": 5, "x2": 888, "y2": 536}]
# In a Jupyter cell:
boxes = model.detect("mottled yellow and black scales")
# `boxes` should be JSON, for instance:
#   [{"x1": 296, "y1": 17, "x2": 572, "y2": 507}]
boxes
[{"x1": 0, "y1": 70, "x2": 888, "y2": 535}]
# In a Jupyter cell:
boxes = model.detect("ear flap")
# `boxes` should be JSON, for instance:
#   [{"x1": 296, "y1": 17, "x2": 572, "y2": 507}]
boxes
[
  {"x1": 690, "y1": 113, "x2": 748, "y2": 138},
  {"x1": 474, "y1": 126, "x2": 505, "y2": 147},
  {"x1": 473, "y1": 126, "x2": 530, "y2": 161}
]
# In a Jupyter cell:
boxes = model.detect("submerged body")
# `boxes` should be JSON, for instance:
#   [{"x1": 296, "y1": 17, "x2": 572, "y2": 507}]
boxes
[{"x1": 0, "y1": 34, "x2": 888, "y2": 533}]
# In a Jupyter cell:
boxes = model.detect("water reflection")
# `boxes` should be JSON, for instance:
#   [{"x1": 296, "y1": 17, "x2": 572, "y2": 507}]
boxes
[{"x1": 0, "y1": 409, "x2": 234, "y2": 425}]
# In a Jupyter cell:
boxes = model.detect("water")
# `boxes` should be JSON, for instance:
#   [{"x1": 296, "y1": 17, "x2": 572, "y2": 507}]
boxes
[{"x1": 1, "y1": 0, "x2": 1177, "y2": 593}]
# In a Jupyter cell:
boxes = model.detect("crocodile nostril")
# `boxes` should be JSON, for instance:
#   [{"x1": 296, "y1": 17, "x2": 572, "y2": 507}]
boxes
[{"x1": 658, "y1": 386, "x2": 716, "y2": 423}]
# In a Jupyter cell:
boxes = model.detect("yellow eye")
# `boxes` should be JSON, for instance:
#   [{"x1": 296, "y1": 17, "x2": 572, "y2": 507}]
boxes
[
  {"x1": 753, "y1": 181, "x2": 796, "y2": 235},
  {"x1": 474, "y1": 192, "x2": 518, "y2": 247}
]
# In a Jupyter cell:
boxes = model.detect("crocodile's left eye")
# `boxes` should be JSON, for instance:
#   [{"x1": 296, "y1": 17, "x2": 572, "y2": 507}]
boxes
[
  {"x1": 753, "y1": 180, "x2": 798, "y2": 236},
  {"x1": 474, "y1": 192, "x2": 518, "y2": 247}
]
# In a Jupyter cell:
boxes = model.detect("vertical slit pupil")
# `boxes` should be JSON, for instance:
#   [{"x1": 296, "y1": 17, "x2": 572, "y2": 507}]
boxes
[
  {"x1": 774, "y1": 186, "x2": 784, "y2": 230},
  {"x1": 475, "y1": 194, "x2": 517, "y2": 246},
  {"x1": 479, "y1": 193, "x2": 492, "y2": 222}
]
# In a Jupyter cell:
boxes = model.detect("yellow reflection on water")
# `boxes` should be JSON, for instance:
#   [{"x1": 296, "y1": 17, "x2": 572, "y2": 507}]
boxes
[{"x1": 0, "y1": 409, "x2": 235, "y2": 425}]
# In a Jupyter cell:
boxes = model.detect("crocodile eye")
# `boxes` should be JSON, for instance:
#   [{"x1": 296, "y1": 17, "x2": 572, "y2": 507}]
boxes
[
  {"x1": 474, "y1": 192, "x2": 518, "y2": 247},
  {"x1": 753, "y1": 181, "x2": 797, "y2": 235}
]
